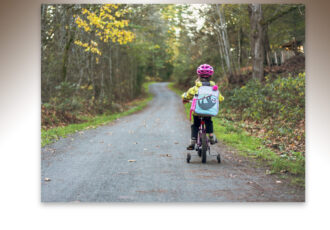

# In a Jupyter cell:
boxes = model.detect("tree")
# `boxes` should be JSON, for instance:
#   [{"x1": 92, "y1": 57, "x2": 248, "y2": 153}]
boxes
[
  {"x1": 74, "y1": 4, "x2": 135, "y2": 55},
  {"x1": 249, "y1": 4, "x2": 265, "y2": 81},
  {"x1": 216, "y1": 4, "x2": 234, "y2": 75}
]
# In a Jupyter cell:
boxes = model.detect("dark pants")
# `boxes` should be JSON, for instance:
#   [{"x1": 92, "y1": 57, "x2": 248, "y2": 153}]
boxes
[{"x1": 191, "y1": 115, "x2": 213, "y2": 140}]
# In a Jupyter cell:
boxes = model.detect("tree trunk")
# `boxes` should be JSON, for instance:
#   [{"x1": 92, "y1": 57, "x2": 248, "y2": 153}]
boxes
[
  {"x1": 61, "y1": 6, "x2": 75, "y2": 82},
  {"x1": 214, "y1": 29, "x2": 226, "y2": 75},
  {"x1": 61, "y1": 35, "x2": 74, "y2": 82},
  {"x1": 237, "y1": 27, "x2": 242, "y2": 70},
  {"x1": 109, "y1": 43, "x2": 113, "y2": 85},
  {"x1": 264, "y1": 26, "x2": 272, "y2": 66},
  {"x1": 100, "y1": 70, "x2": 105, "y2": 99},
  {"x1": 216, "y1": 4, "x2": 232, "y2": 75},
  {"x1": 249, "y1": 4, "x2": 265, "y2": 81},
  {"x1": 274, "y1": 51, "x2": 278, "y2": 66},
  {"x1": 106, "y1": 44, "x2": 113, "y2": 103}
]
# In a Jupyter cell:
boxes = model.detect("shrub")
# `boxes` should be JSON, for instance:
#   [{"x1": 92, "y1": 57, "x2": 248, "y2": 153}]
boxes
[
  {"x1": 221, "y1": 72, "x2": 305, "y2": 155},
  {"x1": 224, "y1": 72, "x2": 305, "y2": 124}
]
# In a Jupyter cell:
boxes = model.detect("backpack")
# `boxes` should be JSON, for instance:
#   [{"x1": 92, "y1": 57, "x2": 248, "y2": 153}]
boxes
[{"x1": 190, "y1": 83, "x2": 219, "y2": 120}]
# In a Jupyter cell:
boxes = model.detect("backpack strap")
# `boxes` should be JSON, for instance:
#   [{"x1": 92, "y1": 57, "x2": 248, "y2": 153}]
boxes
[{"x1": 202, "y1": 82, "x2": 211, "y2": 86}]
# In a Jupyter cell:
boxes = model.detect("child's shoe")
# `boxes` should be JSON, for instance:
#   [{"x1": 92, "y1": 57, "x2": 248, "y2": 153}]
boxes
[
  {"x1": 186, "y1": 139, "x2": 196, "y2": 150},
  {"x1": 209, "y1": 135, "x2": 218, "y2": 145}
]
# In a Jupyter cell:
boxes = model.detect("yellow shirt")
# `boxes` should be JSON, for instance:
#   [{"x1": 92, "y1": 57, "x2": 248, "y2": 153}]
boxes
[{"x1": 181, "y1": 80, "x2": 224, "y2": 102}]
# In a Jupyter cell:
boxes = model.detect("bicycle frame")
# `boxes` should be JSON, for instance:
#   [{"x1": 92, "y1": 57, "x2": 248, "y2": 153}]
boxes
[{"x1": 196, "y1": 117, "x2": 209, "y2": 150}]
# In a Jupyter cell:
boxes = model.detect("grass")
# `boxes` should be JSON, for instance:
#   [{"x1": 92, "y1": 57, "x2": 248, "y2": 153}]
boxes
[
  {"x1": 41, "y1": 81, "x2": 155, "y2": 147},
  {"x1": 168, "y1": 82, "x2": 305, "y2": 185}
]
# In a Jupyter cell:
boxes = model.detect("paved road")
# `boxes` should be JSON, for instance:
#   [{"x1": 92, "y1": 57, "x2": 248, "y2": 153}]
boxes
[{"x1": 41, "y1": 82, "x2": 304, "y2": 202}]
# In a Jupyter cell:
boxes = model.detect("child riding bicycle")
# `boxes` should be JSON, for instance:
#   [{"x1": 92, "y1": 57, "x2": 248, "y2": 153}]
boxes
[{"x1": 182, "y1": 64, "x2": 224, "y2": 150}]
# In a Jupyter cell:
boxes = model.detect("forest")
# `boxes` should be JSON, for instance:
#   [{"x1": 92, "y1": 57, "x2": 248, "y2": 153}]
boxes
[{"x1": 41, "y1": 4, "x2": 305, "y2": 174}]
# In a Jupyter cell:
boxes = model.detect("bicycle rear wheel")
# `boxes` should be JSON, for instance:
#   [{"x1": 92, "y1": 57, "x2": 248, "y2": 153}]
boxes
[{"x1": 201, "y1": 133, "x2": 207, "y2": 163}]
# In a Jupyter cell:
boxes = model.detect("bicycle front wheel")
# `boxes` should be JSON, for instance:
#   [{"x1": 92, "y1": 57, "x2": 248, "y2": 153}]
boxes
[{"x1": 201, "y1": 133, "x2": 207, "y2": 163}]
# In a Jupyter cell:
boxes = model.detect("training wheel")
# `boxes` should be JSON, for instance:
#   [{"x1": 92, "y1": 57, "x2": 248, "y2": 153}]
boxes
[
  {"x1": 217, "y1": 154, "x2": 221, "y2": 164},
  {"x1": 198, "y1": 149, "x2": 202, "y2": 157},
  {"x1": 186, "y1": 153, "x2": 191, "y2": 163}
]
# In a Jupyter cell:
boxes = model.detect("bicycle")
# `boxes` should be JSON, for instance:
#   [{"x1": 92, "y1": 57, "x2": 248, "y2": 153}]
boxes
[{"x1": 186, "y1": 116, "x2": 221, "y2": 164}]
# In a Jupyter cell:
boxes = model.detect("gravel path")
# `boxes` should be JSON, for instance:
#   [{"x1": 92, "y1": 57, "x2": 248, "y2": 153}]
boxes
[{"x1": 41, "y1": 82, "x2": 304, "y2": 202}]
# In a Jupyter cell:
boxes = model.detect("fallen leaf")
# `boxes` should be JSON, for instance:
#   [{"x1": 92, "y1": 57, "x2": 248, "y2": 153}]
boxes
[
  {"x1": 128, "y1": 160, "x2": 136, "y2": 162},
  {"x1": 174, "y1": 142, "x2": 179, "y2": 144},
  {"x1": 48, "y1": 148, "x2": 56, "y2": 153},
  {"x1": 229, "y1": 174, "x2": 237, "y2": 178}
]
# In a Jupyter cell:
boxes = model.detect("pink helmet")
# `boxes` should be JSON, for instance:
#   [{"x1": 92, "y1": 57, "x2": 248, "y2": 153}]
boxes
[{"x1": 197, "y1": 64, "x2": 214, "y2": 77}]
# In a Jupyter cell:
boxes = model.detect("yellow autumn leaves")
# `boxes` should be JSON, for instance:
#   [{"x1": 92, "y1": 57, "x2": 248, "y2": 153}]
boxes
[
  {"x1": 74, "y1": 40, "x2": 102, "y2": 56},
  {"x1": 74, "y1": 4, "x2": 135, "y2": 56}
]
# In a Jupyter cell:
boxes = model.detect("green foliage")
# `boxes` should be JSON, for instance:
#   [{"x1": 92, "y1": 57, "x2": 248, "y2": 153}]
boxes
[
  {"x1": 225, "y1": 72, "x2": 305, "y2": 123},
  {"x1": 127, "y1": 4, "x2": 174, "y2": 82},
  {"x1": 265, "y1": 4, "x2": 305, "y2": 48},
  {"x1": 52, "y1": 82, "x2": 83, "y2": 111},
  {"x1": 220, "y1": 72, "x2": 305, "y2": 159}
]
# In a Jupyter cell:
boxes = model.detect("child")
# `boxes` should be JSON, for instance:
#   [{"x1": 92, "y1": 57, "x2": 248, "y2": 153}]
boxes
[{"x1": 182, "y1": 64, "x2": 224, "y2": 150}]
